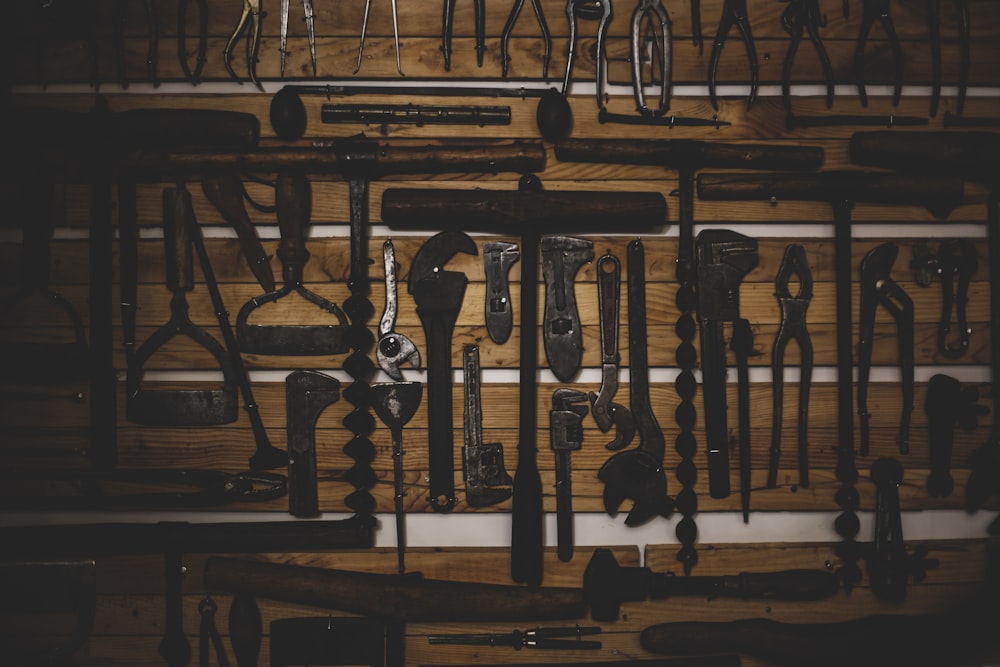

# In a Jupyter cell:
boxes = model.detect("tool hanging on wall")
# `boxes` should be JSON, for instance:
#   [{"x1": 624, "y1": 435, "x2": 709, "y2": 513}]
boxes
[
  {"x1": 377, "y1": 240, "x2": 421, "y2": 380},
  {"x1": 551, "y1": 388, "x2": 589, "y2": 561},
  {"x1": 430, "y1": 626, "x2": 602, "y2": 650},
  {"x1": 853, "y1": 0, "x2": 903, "y2": 106},
  {"x1": 224, "y1": 0, "x2": 263, "y2": 89},
  {"x1": 589, "y1": 251, "x2": 635, "y2": 451},
  {"x1": 858, "y1": 242, "x2": 914, "y2": 456},
  {"x1": 768, "y1": 244, "x2": 813, "y2": 490},
  {"x1": 177, "y1": 0, "x2": 208, "y2": 84},
  {"x1": 285, "y1": 369, "x2": 340, "y2": 518},
  {"x1": 631, "y1": 0, "x2": 672, "y2": 116},
  {"x1": 279, "y1": 0, "x2": 317, "y2": 78},
  {"x1": 126, "y1": 187, "x2": 238, "y2": 427},
  {"x1": 501, "y1": 0, "x2": 552, "y2": 79},
  {"x1": 541, "y1": 236, "x2": 593, "y2": 382},
  {"x1": 112, "y1": 0, "x2": 158, "y2": 88},
  {"x1": 563, "y1": 0, "x2": 612, "y2": 109},
  {"x1": 355, "y1": 0, "x2": 404, "y2": 75},
  {"x1": 320, "y1": 103, "x2": 512, "y2": 126},
  {"x1": 910, "y1": 239, "x2": 977, "y2": 360},
  {"x1": 228, "y1": 593, "x2": 261, "y2": 667},
  {"x1": 235, "y1": 172, "x2": 350, "y2": 357},
  {"x1": 779, "y1": 0, "x2": 833, "y2": 114},
  {"x1": 442, "y1": 0, "x2": 487, "y2": 70},
  {"x1": 483, "y1": 241, "x2": 519, "y2": 344},
  {"x1": 708, "y1": 0, "x2": 758, "y2": 110},
  {"x1": 463, "y1": 344, "x2": 514, "y2": 507},
  {"x1": 924, "y1": 374, "x2": 986, "y2": 498}
]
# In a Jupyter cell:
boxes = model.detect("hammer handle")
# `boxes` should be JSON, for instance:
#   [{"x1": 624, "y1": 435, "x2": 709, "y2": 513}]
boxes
[{"x1": 555, "y1": 139, "x2": 824, "y2": 171}]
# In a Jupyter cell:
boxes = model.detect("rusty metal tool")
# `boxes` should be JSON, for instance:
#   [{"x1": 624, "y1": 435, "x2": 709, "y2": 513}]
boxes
[
  {"x1": 501, "y1": 0, "x2": 552, "y2": 79},
  {"x1": 178, "y1": 0, "x2": 209, "y2": 84},
  {"x1": 780, "y1": 0, "x2": 834, "y2": 114},
  {"x1": 126, "y1": 187, "x2": 238, "y2": 427},
  {"x1": 430, "y1": 626, "x2": 602, "y2": 650},
  {"x1": 286, "y1": 369, "x2": 340, "y2": 518},
  {"x1": 280, "y1": 0, "x2": 317, "y2": 77},
  {"x1": 377, "y1": 240, "x2": 421, "y2": 380},
  {"x1": 371, "y1": 380, "x2": 423, "y2": 573},
  {"x1": 551, "y1": 388, "x2": 589, "y2": 562},
  {"x1": 483, "y1": 241, "x2": 519, "y2": 345},
  {"x1": 599, "y1": 238, "x2": 674, "y2": 528},
  {"x1": 409, "y1": 231, "x2": 479, "y2": 512},
  {"x1": 236, "y1": 172, "x2": 349, "y2": 356},
  {"x1": 442, "y1": 0, "x2": 487, "y2": 70},
  {"x1": 630, "y1": 0, "x2": 672, "y2": 116},
  {"x1": 563, "y1": 0, "x2": 613, "y2": 108},
  {"x1": 708, "y1": 0, "x2": 759, "y2": 111},
  {"x1": 588, "y1": 251, "x2": 635, "y2": 451},
  {"x1": 858, "y1": 242, "x2": 914, "y2": 456},
  {"x1": 463, "y1": 344, "x2": 514, "y2": 507},
  {"x1": 542, "y1": 236, "x2": 593, "y2": 382}
]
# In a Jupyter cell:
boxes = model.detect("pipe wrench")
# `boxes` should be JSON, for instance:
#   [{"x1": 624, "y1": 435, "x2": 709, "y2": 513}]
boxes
[
  {"x1": 588, "y1": 251, "x2": 635, "y2": 451},
  {"x1": 377, "y1": 239, "x2": 421, "y2": 381},
  {"x1": 542, "y1": 236, "x2": 593, "y2": 383}
]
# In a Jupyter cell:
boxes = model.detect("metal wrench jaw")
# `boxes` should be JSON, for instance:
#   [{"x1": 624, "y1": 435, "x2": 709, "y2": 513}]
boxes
[
  {"x1": 598, "y1": 451, "x2": 674, "y2": 526},
  {"x1": 377, "y1": 335, "x2": 421, "y2": 381},
  {"x1": 588, "y1": 373, "x2": 636, "y2": 451}
]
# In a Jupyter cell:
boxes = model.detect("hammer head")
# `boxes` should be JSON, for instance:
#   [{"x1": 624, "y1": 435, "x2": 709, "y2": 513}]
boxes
[{"x1": 583, "y1": 548, "x2": 650, "y2": 622}]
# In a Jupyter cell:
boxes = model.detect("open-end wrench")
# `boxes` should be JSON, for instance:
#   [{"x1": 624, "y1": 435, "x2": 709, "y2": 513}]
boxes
[
  {"x1": 483, "y1": 241, "x2": 519, "y2": 345},
  {"x1": 588, "y1": 251, "x2": 635, "y2": 451},
  {"x1": 542, "y1": 236, "x2": 593, "y2": 383},
  {"x1": 598, "y1": 239, "x2": 674, "y2": 527},
  {"x1": 409, "y1": 231, "x2": 479, "y2": 512},
  {"x1": 378, "y1": 239, "x2": 421, "y2": 381}
]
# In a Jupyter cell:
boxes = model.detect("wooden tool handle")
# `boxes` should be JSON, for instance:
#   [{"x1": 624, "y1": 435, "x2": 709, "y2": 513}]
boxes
[
  {"x1": 275, "y1": 172, "x2": 312, "y2": 267},
  {"x1": 162, "y1": 188, "x2": 194, "y2": 292},
  {"x1": 555, "y1": 139, "x2": 824, "y2": 171}
]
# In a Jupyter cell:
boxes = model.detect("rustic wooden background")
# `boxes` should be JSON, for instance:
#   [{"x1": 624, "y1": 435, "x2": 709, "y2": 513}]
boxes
[{"x1": 3, "y1": 0, "x2": 1000, "y2": 665}]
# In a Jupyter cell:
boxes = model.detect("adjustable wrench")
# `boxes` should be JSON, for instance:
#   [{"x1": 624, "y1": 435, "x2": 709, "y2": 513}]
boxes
[
  {"x1": 483, "y1": 241, "x2": 519, "y2": 345},
  {"x1": 550, "y1": 388, "x2": 588, "y2": 562},
  {"x1": 598, "y1": 239, "x2": 674, "y2": 527},
  {"x1": 588, "y1": 251, "x2": 635, "y2": 451},
  {"x1": 542, "y1": 236, "x2": 593, "y2": 383},
  {"x1": 377, "y1": 239, "x2": 421, "y2": 380},
  {"x1": 696, "y1": 229, "x2": 758, "y2": 500},
  {"x1": 409, "y1": 231, "x2": 478, "y2": 512}
]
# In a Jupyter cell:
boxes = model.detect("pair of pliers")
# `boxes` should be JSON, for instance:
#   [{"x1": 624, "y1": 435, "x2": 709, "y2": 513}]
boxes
[
  {"x1": 853, "y1": 0, "x2": 904, "y2": 106},
  {"x1": 442, "y1": 0, "x2": 486, "y2": 71},
  {"x1": 708, "y1": 0, "x2": 759, "y2": 111},
  {"x1": 780, "y1": 0, "x2": 834, "y2": 113},
  {"x1": 280, "y1": 0, "x2": 317, "y2": 78},
  {"x1": 501, "y1": 0, "x2": 552, "y2": 79},
  {"x1": 224, "y1": 0, "x2": 264, "y2": 90},
  {"x1": 562, "y1": 0, "x2": 613, "y2": 108},
  {"x1": 630, "y1": 0, "x2": 672, "y2": 116},
  {"x1": 113, "y1": 0, "x2": 159, "y2": 88},
  {"x1": 768, "y1": 244, "x2": 814, "y2": 489},
  {"x1": 858, "y1": 242, "x2": 914, "y2": 457},
  {"x1": 178, "y1": 0, "x2": 209, "y2": 84},
  {"x1": 356, "y1": 0, "x2": 404, "y2": 75}
]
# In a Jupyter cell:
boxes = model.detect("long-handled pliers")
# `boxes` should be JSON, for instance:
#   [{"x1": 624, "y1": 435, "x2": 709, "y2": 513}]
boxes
[
  {"x1": 780, "y1": 0, "x2": 834, "y2": 114},
  {"x1": 501, "y1": 0, "x2": 552, "y2": 79},
  {"x1": 280, "y1": 0, "x2": 317, "y2": 78},
  {"x1": 707, "y1": 0, "x2": 759, "y2": 111},
  {"x1": 562, "y1": 0, "x2": 613, "y2": 108},
  {"x1": 356, "y1": 0, "x2": 404, "y2": 75},
  {"x1": 630, "y1": 0, "x2": 672, "y2": 116},
  {"x1": 853, "y1": 0, "x2": 904, "y2": 107},
  {"x1": 224, "y1": 0, "x2": 264, "y2": 90},
  {"x1": 858, "y1": 242, "x2": 914, "y2": 457},
  {"x1": 178, "y1": 0, "x2": 209, "y2": 84},
  {"x1": 442, "y1": 0, "x2": 486, "y2": 71},
  {"x1": 768, "y1": 244, "x2": 814, "y2": 489}
]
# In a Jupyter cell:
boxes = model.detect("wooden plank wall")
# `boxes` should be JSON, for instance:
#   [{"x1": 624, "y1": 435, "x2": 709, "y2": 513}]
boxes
[{"x1": 3, "y1": 0, "x2": 1000, "y2": 665}]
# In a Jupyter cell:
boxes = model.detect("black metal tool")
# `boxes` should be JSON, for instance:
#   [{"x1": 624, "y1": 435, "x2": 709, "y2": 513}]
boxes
[
  {"x1": 236, "y1": 172, "x2": 350, "y2": 356},
  {"x1": 927, "y1": 0, "x2": 942, "y2": 117},
  {"x1": 584, "y1": 548, "x2": 840, "y2": 623},
  {"x1": 127, "y1": 187, "x2": 238, "y2": 427},
  {"x1": 228, "y1": 593, "x2": 261, "y2": 667},
  {"x1": 785, "y1": 113, "x2": 927, "y2": 130},
  {"x1": 442, "y1": 0, "x2": 486, "y2": 70},
  {"x1": 463, "y1": 344, "x2": 514, "y2": 507},
  {"x1": 630, "y1": 0, "x2": 672, "y2": 116},
  {"x1": 563, "y1": 0, "x2": 613, "y2": 108},
  {"x1": 924, "y1": 374, "x2": 986, "y2": 498},
  {"x1": 551, "y1": 388, "x2": 589, "y2": 562},
  {"x1": 730, "y1": 317, "x2": 759, "y2": 522},
  {"x1": 542, "y1": 236, "x2": 593, "y2": 382},
  {"x1": 430, "y1": 626, "x2": 602, "y2": 650},
  {"x1": 707, "y1": 0, "x2": 759, "y2": 111},
  {"x1": 409, "y1": 231, "x2": 479, "y2": 512},
  {"x1": 483, "y1": 241, "x2": 519, "y2": 345},
  {"x1": 910, "y1": 239, "x2": 977, "y2": 360},
  {"x1": 200, "y1": 173, "x2": 275, "y2": 294},
  {"x1": 858, "y1": 242, "x2": 914, "y2": 456},
  {"x1": 867, "y1": 458, "x2": 939, "y2": 602},
  {"x1": 377, "y1": 240, "x2": 421, "y2": 380},
  {"x1": 853, "y1": 0, "x2": 904, "y2": 106},
  {"x1": 178, "y1": 0, "x2": 209, "y2": 84},
  {"x1": 589, "y1": 251, "x2": 635, "y2": 451},
  {"x1": 321, "y1": 104, "x2": 512, "y2": 126},
  {"x1": 371, "y1": 380, "x2": 423, "y2": 573},
  {"x1": 286, "y1": 369, "x2": 340, "y2": 518},
  {"x1": 696, "y1": 229, "x2": 758, "y2": 500},
  {"x1": 598, "y1": 108, "x2": 730, "y2": 127},
  {"x1": 780, "y1": 0, "x2": 833, "y2": 114},
  {"x1": 599, "y1": 238, "x2": 675, "y2": 528},
  {"x1": 768, "y1": 244, "x2": 813, "y2": 490},
  {"x1": 270, "y1": 617, "x2": 386, "y2": 667},
  {"x1": 501, "y1": 0, "x2": 552, "y2": 79},
  {"x1": 198, "y1": 596, "x2": 229, "y2": 667},
  {"x1": 355, "y1": 0, "x2": 403, "y2": 75}
]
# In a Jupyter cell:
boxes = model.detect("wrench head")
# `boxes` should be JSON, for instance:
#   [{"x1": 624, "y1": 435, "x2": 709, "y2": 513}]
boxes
[
  {"x1": 598, "y1": 449, "x2": 674, "y2": 526},
  {"x1": 408, "y1": 230, "x2": 479, "y2": 286},
  {"x1": 376, "y1": 333, "x2": 421, "y2": 381},
  {"x1": 602, "y1": 403, "x2": 636, "y2": 451}
]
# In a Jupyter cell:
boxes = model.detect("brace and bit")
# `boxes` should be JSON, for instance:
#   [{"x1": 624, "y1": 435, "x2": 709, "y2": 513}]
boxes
[
  {"x1": 377, "y1": 240, "x2": 421, "y2": 380},
  {"x1": 707, "y1": 0, "x2": 759, "y2": 111},
  {"x1": 588, "y1": 251, "x2": 635, "y2": 451},
  {"x1": 551, "y1": 388, "x2": 589, "y2": 562},
  {"x1": 853, "y1": 0, "x2": 904, "y2": 107},
  {"x1": 779, "y1": 0, "x2": 834, "y2": 114},
  {"x1": 356, "y1": 0, "x2": 404, "y2": 75},
  {"x1": 501, "y1": 0, "x2": 552, "y2": 79},
  {"x1": 867, "y1": 458, "x2": 939, "y2": 602},
  {"x1": 630, "y1": 0, "x2": 672, "y2": 116},
  {"x1": 767, "y1": 244, "x2": 813, "y2": 490},
  {"x1": 858, "y1": 243, "x2": 914, "y2": 456},
  {"x1": 910, "y1": 239, "x2": 977, "y2": 360},
  {"x1": 483, "y1": 242, "x2": 519, "y2": 345},
  {"x1": 279, "y1": 0, "x2": 317, "y2": 78},
  {"x1": 224, "y1": 0, "x2": 264, "y2": 89},
  {"x1": 563, "y1": 0, "x2": 613, "y2": 108},
  {"x1": 442, "y1": 0, "x2": 487, "y2": 71}
]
